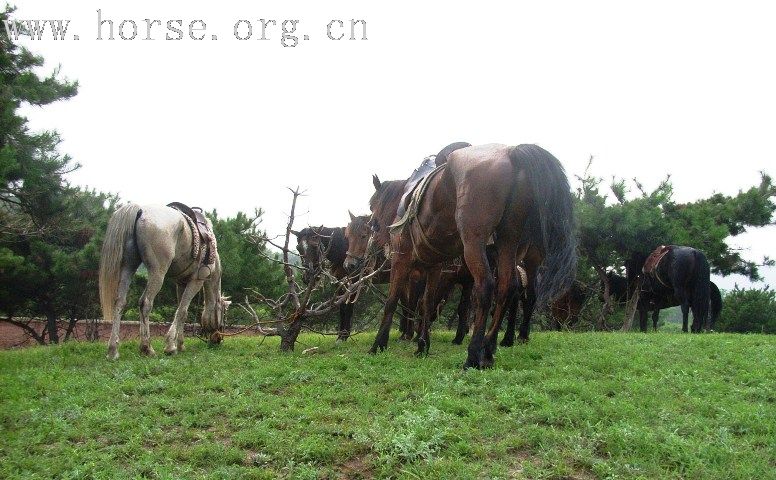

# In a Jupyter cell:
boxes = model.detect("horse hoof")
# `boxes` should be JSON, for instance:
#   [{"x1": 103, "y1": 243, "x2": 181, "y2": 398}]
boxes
[
  {"x1": 464, "y1": 360, "x2": 482, "y2": 370},
  {"x1": 164, "y1": 347, "x2": 177, "y2": 356},
  {"x1": 177, "y1": 343, "x2": 186, "y2": 352},
  {"x1": 139, "y1": 345, "x2": 156, "y2": 357},
  {"x1": 463, "y1": 353, "x2": 483, "y2": 370},
  {"x1": 500, "y1": 339, "x2": 514, "y2": 348},
  {"x1": 452, "y1": 337, "x2": 464, "y2": 345},
  {"x1": 336, "y1": 337, "x2": 348, "y2": 343},
  {"x1": 106, "y1": 350, "x2": 119, "y2": 361}
]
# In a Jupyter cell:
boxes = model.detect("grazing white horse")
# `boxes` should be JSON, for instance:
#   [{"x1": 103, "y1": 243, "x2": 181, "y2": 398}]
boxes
[{"x1": 99, "y1": 203, "x2": 230, "y2": 360}]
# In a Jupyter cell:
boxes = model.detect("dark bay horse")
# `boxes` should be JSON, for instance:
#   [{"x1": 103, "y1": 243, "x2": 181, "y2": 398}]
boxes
[
  {"x1": 547, "y1": 281, "x2": 588, "y2": 330},
  {"x1": 343, "y1": 214, "x2": 473, "y2": 341},
  {"x1": 347, "y1": 144, "x2": 577, "y2": 368},
  {"x1": 628, "y1": 246, "x2": 712, "y2": 332},
  {"x1": 607, "y1": 258, "x2": 721, "y2": 332}
]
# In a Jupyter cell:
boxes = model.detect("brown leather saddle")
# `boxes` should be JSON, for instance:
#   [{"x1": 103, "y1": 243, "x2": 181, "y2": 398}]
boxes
[
  {"x1": 642, "y1": 245, "x2": 671, "y2": 287},
  {"x1": 167, "y1": 202, "x2": 217, "y2": 273},
  {"x1": 397, "y1": 155, "x2": 437, "y2": 219}
]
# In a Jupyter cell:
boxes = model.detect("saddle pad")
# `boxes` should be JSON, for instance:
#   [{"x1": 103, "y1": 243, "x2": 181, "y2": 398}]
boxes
[
  {"x1": 642, "y1": 245, "x2": 671, "y2": 275},
  {"x1": 167, "y1": 202, "x2": 217, "y2": 267},
  {"x1": 389, "y1": 163, "x2": 447, "y2": 234},
  {"x1": 397, "y1": 155, "x2": 437, "y2": 218}
]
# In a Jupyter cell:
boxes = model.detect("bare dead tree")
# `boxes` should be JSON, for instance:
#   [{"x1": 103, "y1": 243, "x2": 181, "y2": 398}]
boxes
[
  {"x1": 621, "y1": 280, "x2": 641, "y2": 332},
  {"x1": 242, "y1": 187, "x2": 387, "y2": 351},
  {"x1": 0, "y1": 317, "x2": 46, "y2": 345}
]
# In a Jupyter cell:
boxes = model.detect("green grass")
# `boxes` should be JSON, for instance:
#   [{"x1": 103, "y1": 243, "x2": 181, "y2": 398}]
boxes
[{"x1": 1, "y1": 331, "x2": 774, "y2": 479}]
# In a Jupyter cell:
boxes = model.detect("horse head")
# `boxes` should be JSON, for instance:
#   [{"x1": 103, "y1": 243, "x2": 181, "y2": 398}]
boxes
[
  {"x1": 343, "y1": 211, "x2": 373, "y2": 272},
  {"x1": 365, "y1": 177, "x2": 407, "y2": 257},
  {"x1": 293, "y1": 227, "x2": 328, "y2": 285},
  {"x1": 200, "y1": 293, "x2": 230, "y2": 344}
]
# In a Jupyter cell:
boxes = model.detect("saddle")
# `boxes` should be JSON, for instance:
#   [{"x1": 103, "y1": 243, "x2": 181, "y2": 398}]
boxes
[
  {"x1": 391, "y1": 163, "x2": 447, "y2": 233},
  {"x1": 642, "y1": 245, "x2": 671, "y2": 288},
  {"x1": 167, "y1": 202, "x2": 217, "y2": 278},
  {"x1": 396, "y1": 155, "x2": 437, "y2": 219}
]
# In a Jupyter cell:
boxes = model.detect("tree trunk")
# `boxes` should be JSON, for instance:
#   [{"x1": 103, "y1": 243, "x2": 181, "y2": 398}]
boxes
[
  {"x1": 280, "y1": 315, "x2": 302, "y2": 352},
  {"x1": 85, "y1": 319, "x2": 100, "y2": 342},
  {"x1": 46, "y1": 312, "x2": 59, "y2": 344},
  {"x1": 64, "y1": 317, "x2": 78, "y2": 341},
  {"x1": 621, "y1": 286, "x2": 640, "y2": 332},
  {"x1": 595, "y1": 267, "x2": 611, "y2": 330}
]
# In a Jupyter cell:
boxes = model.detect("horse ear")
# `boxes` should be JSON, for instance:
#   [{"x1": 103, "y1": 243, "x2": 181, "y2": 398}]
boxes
[
  {"x1": 290, "y1": 229, "x2": 301, "y2": 237},
  {"x1": 372, "y1": 174, "x2": 382, "y2": 191},
  {"x1": 348, "y1": 210, "x2": 357, "y2": 222}
]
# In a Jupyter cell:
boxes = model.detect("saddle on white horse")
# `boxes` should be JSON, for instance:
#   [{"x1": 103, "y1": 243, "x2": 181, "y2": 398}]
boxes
[{"x1": 167, "y1": 202, "x2": 217, "y2": 279}]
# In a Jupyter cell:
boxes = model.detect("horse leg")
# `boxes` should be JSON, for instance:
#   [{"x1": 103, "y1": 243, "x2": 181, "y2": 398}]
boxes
[
  {"x1": 517, "y1": 254, "x2": 539, "y2": 343},
  {"x1": 174, "y1": 284, "x2": 187, "y2": 352},
  {"x1": 500, "y1": 290, "x2": 519, "y2": 347},
  {"x1": 638, "y1": 308, "x2": 649, "y2": 333},
  {"x1": 397, "y1": 309, "x2": 408, "y2": 340},
  {"x1": 681, "y1": 302, "x2": 690, "y2": 333},
  {"x1": 106, "y1": 264, "x2": 136, "y2": 360},
  {"x1": 337, "y1": 301, "x2": 354, "y2": 342},
  {"x1": 370, "y1": 258, "x2": 412, "y2": 354},
  {"x1": 400, "y1": 307, "x2": 414, "y2": 341},
  {"x1": 164, "y1": 279, "x2": 204, "y2": 355},
  {"x1": 402, "y1": 277, "x2": 422, "y2": 341},
  {"x1": 517, "y1": 286, "x2": 536, "y2": 343},
  {"x1": 483, "y1": 241, "x2": 518, "y2": 367},
  {"x1": 462, "y1": 241, "x2": 495, "y2": 370},
  {"x1": 453, "y1": 282, "x2": 473, "y2": 345},
  {"x1": 417, "y1": 266, "x2": 442, "y2": 356},
  {"x1": 652, "y1": 309, "x2": 660, "y2": 331},
  {"x1": 138, "y1": 268, "x2": 169, "y2": 357}
]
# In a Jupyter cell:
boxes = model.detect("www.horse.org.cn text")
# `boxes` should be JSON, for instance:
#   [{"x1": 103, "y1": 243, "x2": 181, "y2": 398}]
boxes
[{"x1": 2, "y1": 10, "x2": 368, "y2": 47}]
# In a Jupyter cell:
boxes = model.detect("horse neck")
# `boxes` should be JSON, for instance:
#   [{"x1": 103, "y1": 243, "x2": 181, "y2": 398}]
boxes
[
  {"x1": 309, "y1": 226, "x2": 345, "y2": 266},
  {"x1": 325, "y1": 227, "x2": 347, "y2": 267},
  {"x1": 375, "y1": 180, "x2": 407, "y2": 246},
  {"x1": 203, "y1": 259, "x2": 222, "y2": 308}
]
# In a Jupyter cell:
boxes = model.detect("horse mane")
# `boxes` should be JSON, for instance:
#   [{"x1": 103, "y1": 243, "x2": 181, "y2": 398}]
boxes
[{"x1": 369, "y1": 179, "x2": 407, "y2": 213}]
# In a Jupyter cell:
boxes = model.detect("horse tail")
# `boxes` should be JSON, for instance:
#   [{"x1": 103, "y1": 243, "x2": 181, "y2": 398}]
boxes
[
  {"x1": 709, "y1": 281, "x2": 722, "y2": 330},
  {"x1": 99, "y1": 204, "x2": 141, "y2": 322},
  {"x1": 691, "y1": 249, "x2": 711, "y2": 330},
  {"x1": 509, "y1": 144, "x2": 577, "y2": 307}
]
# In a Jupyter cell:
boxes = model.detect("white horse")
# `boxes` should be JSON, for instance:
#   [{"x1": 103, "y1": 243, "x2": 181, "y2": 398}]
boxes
[{"x1": 99, "y1": 204, "x2": 230, "y2": 360}]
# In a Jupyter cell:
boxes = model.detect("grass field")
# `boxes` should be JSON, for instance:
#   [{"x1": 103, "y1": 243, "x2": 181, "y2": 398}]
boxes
[{"x1": 1, "y1": 331, "x2": 774, "y2": 479}]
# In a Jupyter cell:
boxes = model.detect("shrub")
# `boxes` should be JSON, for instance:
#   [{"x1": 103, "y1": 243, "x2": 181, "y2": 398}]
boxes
[{"x1": 717, "y1": 286, "x2": 776, "y2": 334}]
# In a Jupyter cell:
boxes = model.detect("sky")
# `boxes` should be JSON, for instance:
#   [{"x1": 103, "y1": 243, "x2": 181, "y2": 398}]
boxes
[{"x1": 13, "y1": 1, "x2": 776, "y2": 290}]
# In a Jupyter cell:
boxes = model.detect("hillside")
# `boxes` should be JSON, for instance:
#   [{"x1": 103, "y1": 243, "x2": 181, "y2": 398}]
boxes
[{"x1": 1, "y1": 332, "x2": 774, "y2": 479}]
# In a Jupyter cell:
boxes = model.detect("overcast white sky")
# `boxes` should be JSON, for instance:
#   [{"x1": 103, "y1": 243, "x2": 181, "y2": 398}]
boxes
[{"x1": 14, "y1": 1, "x2": 775, "y2": 290}]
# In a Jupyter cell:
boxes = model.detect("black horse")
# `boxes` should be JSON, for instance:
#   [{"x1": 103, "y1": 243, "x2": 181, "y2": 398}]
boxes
[
  {"x1": 292, "y1": 225, "x2": 355, "y2": 341},
  {"x1": 607, "y1": 246, "x2": 720, "y2": 332}
]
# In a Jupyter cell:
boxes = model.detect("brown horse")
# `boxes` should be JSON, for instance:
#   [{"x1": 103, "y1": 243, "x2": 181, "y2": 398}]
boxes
[
  {"x1": 346, "y1": 144, "x2": 576, "y2": 368},
  {"x1": 548, "y1": 281, "x2": 588, "y2": 330},
  {"x1": 343, "y1": 214, "x2": 464, "y2": 340}
]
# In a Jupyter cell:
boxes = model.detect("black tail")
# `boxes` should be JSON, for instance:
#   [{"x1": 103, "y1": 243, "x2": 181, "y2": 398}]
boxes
[
  {"x1": 509, "y1": 144, "x2": 577, "y2": 307},
  {"x1": 709, "y1": 281, "x2": 722, "y2": 330},
  {"x1": 691, "y1": 250, "x2": 711, "y2": 331}
]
